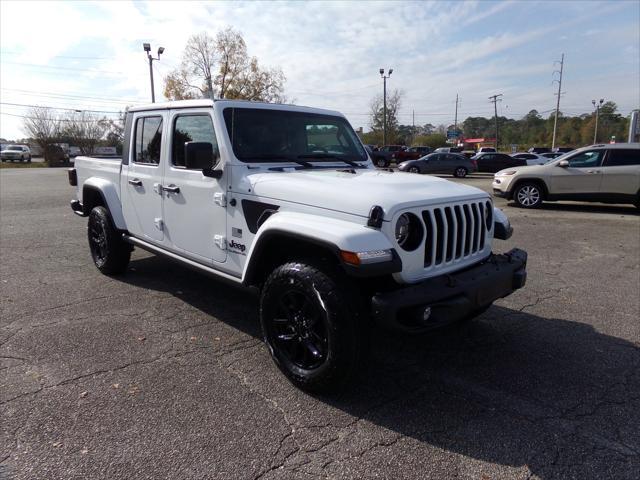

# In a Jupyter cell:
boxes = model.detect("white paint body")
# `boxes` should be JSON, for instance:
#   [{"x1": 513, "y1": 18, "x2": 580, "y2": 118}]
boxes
[{"x1": 74, "y1": 99, "x2": 506, "y2": 285}]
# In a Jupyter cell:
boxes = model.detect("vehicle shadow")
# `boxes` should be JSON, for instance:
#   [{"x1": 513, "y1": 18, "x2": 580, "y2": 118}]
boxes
[
  {"x1": 508, "y1": 201, "x2": 639, "y2": 215},
  {"x1": 118, "y1": 255, "x2": 640, "y2": 479}
]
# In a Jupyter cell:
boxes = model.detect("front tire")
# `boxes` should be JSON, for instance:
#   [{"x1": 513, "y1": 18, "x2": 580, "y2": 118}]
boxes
[
  {"x1": 260, "y1": 262, "x2": 366, "y2": 393},
  {"x1": 87, "y1": 206, "x2": 131, "y2": 274},
  {"x1": 513, "y1": 182, "x2": 543, "y2": 208},
  {"x1": 409, "y1": 166, "x2": 420, "y2": 174},
  {"x1": 376, "y1": 158, "x2": 388, "y2": 168}
]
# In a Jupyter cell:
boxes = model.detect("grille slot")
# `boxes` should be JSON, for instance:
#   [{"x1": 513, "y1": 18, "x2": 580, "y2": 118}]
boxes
[{"x1": 422, "y1": 201, "x2": 489, "y2": 268}]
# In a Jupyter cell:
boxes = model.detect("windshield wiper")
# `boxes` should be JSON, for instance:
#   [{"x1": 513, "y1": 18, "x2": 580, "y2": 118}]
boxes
[
  {"x1": 245, "y1": 154, "x2": 313, "y2": 168},
  {"x1": 297, "y1": 154, "x2": 365, "y2": 168}
]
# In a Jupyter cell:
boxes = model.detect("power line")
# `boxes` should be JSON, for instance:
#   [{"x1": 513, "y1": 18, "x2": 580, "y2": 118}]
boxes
[
  {"x1": 0, "y1": 112, "x2": 115, "y2": 122},
  {"x1": 0, "y1": 102, "x2": 121, "y2": 114}
]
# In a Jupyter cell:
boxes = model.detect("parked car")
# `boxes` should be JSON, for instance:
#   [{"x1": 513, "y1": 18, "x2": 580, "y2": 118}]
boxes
[
  {"x1": 553, "y1": 147, "x2": 574, "y2": 153},
  {"x1": 68, "y1": 98, "x2": 527, "y2": 392},
  {"x1": 371, "y1": 144, "x2": 404, "y2": 167},
  {"x1": 512, "y1": 152, "x2": 548, "y2": 166},
  {"x1": 395, "y1": 146, "x2": 432, "y2": 162},
  {"x1": 541, "y1": 152, "x2": 564, "y2": 160},
  {"x1": 477, "y1": 147, "x2": 496, "y2": 154},
  {"x1": 493, "y1": 143, "x2": 640, "y2": 208},
  {"x1": 1, "y1": 145, "x2": 31, "y2": 162},
  {"x1": 473, "y1": 152, "x2": 527, "y2": 173},
  {"x1": 398, "y1": 152, "x2": 477, "y2": 177},
  {"x1": 434, "y1": 147, "x2": 463, "y2": 154},
  {"x1": 528, "y1": 146, "x2": 551, "y2": 154}
]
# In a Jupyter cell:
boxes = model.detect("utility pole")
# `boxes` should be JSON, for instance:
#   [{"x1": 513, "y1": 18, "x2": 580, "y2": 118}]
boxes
[
  {"x1": 454, "y1": 93, "x2": 459, "y2": 131},
  {"x1": 412, "y1": 109, "x2": 415, "y2": 146},
  {"x1": 379, "y1": 68, "x2": 393, "y2": 145},
  {"x1": 488, "y1": 94, "x2": 503, "y2": 149},
  {"x1": 551, "y1": 53, "x2": 565, "y2": 150},
  {"x1": 143, "y1": 43, "x2": 164, "y2": 103},
  {"x1": 592, "y1": 98, "x2": 604, "y2": 143}
]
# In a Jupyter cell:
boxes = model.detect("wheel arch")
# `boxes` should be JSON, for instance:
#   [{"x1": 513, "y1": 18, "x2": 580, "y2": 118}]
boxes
[{"x1": 81, "y1": 178, "x2": 126, "y2": 230}]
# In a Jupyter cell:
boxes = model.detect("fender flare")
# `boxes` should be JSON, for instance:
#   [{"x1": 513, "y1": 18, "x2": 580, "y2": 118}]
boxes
[
  {"x1": 82, "y1": 177, "x2": 127, "y2": 230},
  {"x1": 242, "y1": 211, "x2": 400, "y2": 284}
]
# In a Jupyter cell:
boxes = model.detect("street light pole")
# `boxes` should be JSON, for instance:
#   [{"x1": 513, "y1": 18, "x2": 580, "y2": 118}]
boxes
[
  {"x1": 379, "y1": 68, "x2": 393, "y2": 146},
  {"x1": 143, "y1": 43, "x2": 164, "y2": 103},
  {"x1": 592, "y1": 98, "x2": 604, "y2": 143}
]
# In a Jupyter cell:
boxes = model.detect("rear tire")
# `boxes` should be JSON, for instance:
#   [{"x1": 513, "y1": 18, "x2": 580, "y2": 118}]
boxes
[
  {"x1": 260, "y1": 262, "x2": 367, "y2": 393},
  {"x1": 454, "y1": 167, "x2": 468, "y2": 178},
  {"x1": 513, "y1": 182, "x2": 543, "y2": 208},
  {"x1": 87, "y1": 206, "x2": 131, "y2": 274}
]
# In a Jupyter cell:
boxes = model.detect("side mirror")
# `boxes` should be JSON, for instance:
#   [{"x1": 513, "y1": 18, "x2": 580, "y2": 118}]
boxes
[
  {"x1": 558, "y1": 160, "x2": 569, "y2": 168},
  {"x1": 184, "y1": 141, "x2": 222, "y2": 177}
]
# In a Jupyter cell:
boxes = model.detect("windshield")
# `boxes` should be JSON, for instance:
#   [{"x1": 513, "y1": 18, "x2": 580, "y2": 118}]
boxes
[
  {"x1": 223, "y1": 107, "x2": 367, "y2": 163},
  {"x1": 6, "y1": 146, "x2": 22, "y2": 151}
]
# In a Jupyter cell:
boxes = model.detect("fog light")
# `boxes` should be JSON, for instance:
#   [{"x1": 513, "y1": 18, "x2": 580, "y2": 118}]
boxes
[{"x1": 423, "y1": 307, "x2": 432, "y2": 322}]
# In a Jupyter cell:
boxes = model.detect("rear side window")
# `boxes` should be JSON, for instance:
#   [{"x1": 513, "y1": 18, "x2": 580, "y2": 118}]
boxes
[
  {"x1": 172, "y1": 114, "x2": 218, "y2": 168},
  {"x1": 134, "y1": 116, "x2": 163, "y2": 165},
  {"x1": 604, "y1": 149, "x2": 640, "y2": 167},
  {"x1": 566, "y1": 150, "x2": 603, "y2": 168}
]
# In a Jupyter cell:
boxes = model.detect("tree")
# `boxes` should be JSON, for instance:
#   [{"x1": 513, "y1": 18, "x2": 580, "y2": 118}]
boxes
[
  {"x1": 164, "y1": 28, "x2": 286, "y2": 102},
  {"x1": 369, "y1": 89, "x2": 403, "y2": 144},
  {"x1": 61, "y1": 112, "x2": 109, "y2": 155},
  {"x1": 22, "y1": 107, "x2": 62, "y2": 159}
]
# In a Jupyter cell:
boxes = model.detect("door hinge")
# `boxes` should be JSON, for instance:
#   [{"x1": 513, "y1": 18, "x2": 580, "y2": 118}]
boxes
[
  {"x1": 214, "y1": 192, "x2": 227, "y2": 207},
  {"x1": 154, "y1": 218, "x2": 164, "y2": 230},
  {"x1": 214, "y1": 235, "x2": 227, "y2": 250}
]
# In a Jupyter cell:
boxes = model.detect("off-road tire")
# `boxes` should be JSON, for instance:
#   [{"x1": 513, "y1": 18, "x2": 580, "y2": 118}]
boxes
[
  {"x1": 513, "y1": 182, "x2": 543, "y2": 208},
  {"x1": 87, "y1": 206, "x2": 131, "y2": 274},
  {"x1": 260, "y1": 262, "x2": 367, "y2": 393}
]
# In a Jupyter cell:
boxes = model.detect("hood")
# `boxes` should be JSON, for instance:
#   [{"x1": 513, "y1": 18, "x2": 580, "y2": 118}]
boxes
[{"x1": 240, "y1": 168, "x2": 487, "y2": 218}]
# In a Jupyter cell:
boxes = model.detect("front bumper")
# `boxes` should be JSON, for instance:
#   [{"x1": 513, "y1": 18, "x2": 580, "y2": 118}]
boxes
[{"x1": 372, "y1": 248, "x2": 527, "y2": 333}]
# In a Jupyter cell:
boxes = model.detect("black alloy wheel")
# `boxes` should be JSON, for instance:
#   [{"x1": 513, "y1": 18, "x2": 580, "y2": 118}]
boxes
[
  {"x1": 260, "y1": 262, "x2": 366, "y2": 392},
  {"x1": 454, "y1": 167, "x2": 468, "y2": 178},
  {"x1": 87, "y1": 206, "x2": 131, "y2": 274}
]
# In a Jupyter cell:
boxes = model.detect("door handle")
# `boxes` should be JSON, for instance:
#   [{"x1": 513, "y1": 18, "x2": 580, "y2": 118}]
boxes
[
  {"x1": 586, "y1": 170, "x2": 600, "y2": 174},
  {"x1": 162, "y1": 184, "x2": 180, "y2": 194},
  {"x1": 128, "y1": 178, "x2": 142, "y2": 186}
]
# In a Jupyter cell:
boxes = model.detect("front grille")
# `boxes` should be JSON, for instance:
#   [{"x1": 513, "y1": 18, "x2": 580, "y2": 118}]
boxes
[{"x1": 422, "y1": 201, "x2": 489, "y2": 268}]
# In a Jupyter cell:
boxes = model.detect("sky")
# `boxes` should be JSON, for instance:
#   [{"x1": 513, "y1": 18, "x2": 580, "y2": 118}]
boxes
[{"x1": 1, "y1": 0, "x2": 639, "y2": 140}]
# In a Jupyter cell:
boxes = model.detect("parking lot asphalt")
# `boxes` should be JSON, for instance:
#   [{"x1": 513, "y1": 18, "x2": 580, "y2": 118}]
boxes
[{"x1": 1, "y1": 167, "x2": 638, "y2": 480}]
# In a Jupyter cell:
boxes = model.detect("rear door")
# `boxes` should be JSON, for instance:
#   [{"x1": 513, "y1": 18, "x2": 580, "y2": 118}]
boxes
[
  {"x1": 162, "y1": 110, "x2": 227, "y2": 264},
  {"x1": 600, "y1": 148, "x2": 640, "y2": 195},
  {"x1": 121, "y1": 113, "x2": 166, "y2": 242},
  {"x1": 550, "y1": 149, "x2": 604, "y2": 195}
]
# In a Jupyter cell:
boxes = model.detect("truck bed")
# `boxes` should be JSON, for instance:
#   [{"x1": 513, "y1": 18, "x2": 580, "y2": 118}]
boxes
[{"x1": 74, "y1": 156, "x2": 122, "y2": 203}]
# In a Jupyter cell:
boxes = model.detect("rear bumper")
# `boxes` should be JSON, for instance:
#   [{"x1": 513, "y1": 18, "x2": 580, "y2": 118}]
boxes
[{"x1": 372, "y1": 248, "x2": 527, "y2": 333}]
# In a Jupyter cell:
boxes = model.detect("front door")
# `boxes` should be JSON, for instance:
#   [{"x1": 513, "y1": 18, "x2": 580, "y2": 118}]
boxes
[
  {"x1": 550, "y1": 149, "x2": 604, "y2": 195},
  {"x1": 121, "y1": 114, "x2": 165, "y2": 242},
  {"x1": 162, "y1": 111, "x2": 227, "y2": 264}
]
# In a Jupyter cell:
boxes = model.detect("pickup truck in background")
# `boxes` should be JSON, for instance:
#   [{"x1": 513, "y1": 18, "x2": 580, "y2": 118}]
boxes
[{"x1": 68, "y1": 99, "x2": 527, "y2": 393}]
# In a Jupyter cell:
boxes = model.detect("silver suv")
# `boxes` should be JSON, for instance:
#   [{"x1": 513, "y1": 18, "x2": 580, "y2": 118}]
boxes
[
  {"x1": 1, "y1": 145, "x2": 31, "y2": 162},
  {"x1": 492, "y1": 143, "x2": 640, "y2": 208}
]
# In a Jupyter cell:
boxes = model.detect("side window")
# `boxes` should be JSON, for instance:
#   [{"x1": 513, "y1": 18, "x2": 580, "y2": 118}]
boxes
[
  {"x1": 603, "y1": 149, "x2": 640, "y2": 167},
  {"x1": 482, "y1": 154, "x2": 494, "y2": 161},
  {"x1": 134, "y1": 116, "x2": 163, "y2": 165},
  {"x1": 172, "y1": 114, "x2": 218, "y2": 168},
  {"x1": 567, "y1": 150, "x2": 603, "y2": 168}
]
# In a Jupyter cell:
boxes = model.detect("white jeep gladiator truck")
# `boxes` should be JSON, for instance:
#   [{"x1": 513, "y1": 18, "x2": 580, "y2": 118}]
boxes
[{"x1": 68, "y1": 99, "x2": 527, "y2": 392}]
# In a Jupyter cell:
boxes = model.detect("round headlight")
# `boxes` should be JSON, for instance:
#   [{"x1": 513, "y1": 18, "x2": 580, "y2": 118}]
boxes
[
  {"x1": 395, "y1": 213, "x2": 424, "y2": 251},
  {"x1": 395, "y1": 214, "x2": 411, "y2": 246}
]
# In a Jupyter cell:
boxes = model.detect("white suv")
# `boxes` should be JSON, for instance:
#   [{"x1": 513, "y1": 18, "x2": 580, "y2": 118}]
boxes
[
  {"x1": 493, "y1": 144, "x2": 640, "y2": 208},
  {"x1": 1, "y1": 145, "x2": 31, "y2": 162}
]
